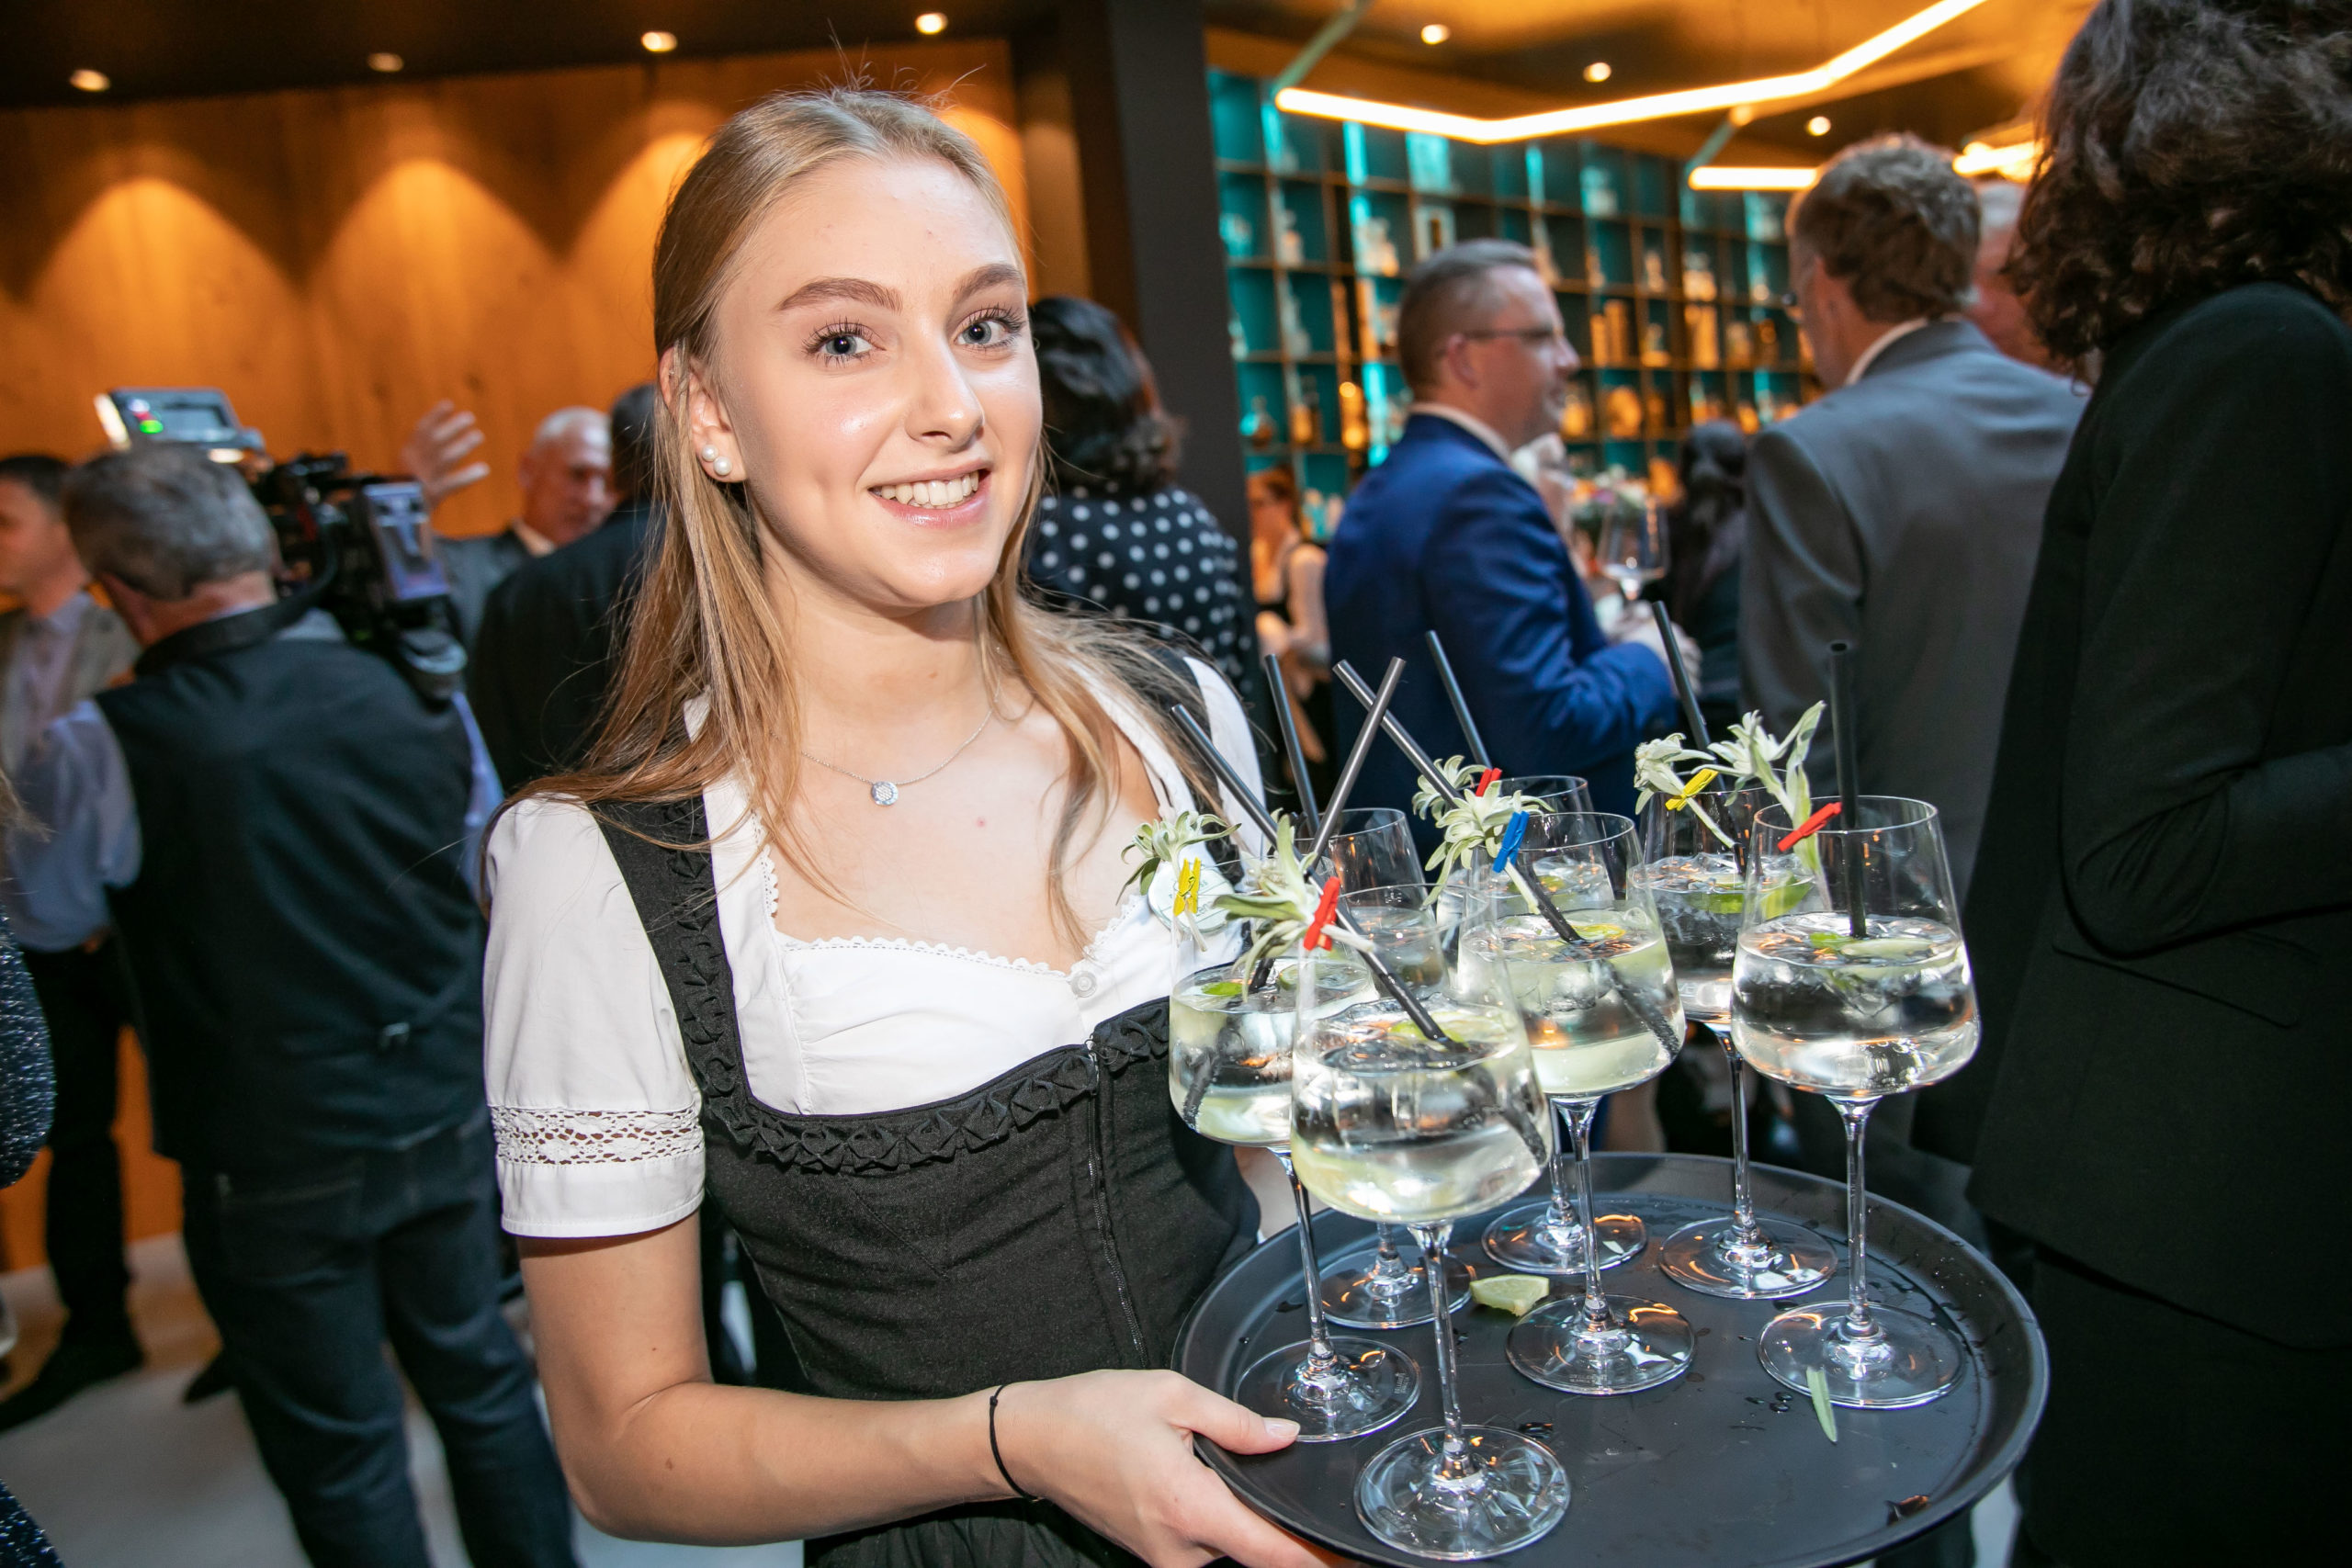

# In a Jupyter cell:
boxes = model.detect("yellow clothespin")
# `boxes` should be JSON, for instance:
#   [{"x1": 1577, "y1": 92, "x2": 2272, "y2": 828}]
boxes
[
  {"x1": 1173, "y1": 856, "x2": 1202, "y2": 917},
  {"x1": 1664, "y1": 767, "x2": 1719, "y2": 811}
]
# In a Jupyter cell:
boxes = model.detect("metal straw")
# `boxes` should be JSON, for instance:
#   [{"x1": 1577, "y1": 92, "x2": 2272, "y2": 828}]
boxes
[
  {"x1": 1303, "y1": 657, "x2": 1404, "y2": 870},
  {"x1": 1262, "y1": 652, "x2": 1321, "y2": 840},
  {"x1": 1826, "y1": 640, "x2": 1867, "y2": 938},
  {"x1": 1169, "y1": 700, "x2": 1453, "y2": 1044},
  {"x1": 1332, "y1": 661, "x2": 1682, "y2": 1055},
  {"x1": 1650, "y1": 600, "x2": 1711, "y2": 751},
  {"x1": 1424, "y1": 630, "x2": 1490, "y2": 768}
]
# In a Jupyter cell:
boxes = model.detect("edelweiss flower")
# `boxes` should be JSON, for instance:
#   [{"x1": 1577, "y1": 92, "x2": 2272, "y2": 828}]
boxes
[
  {"x1": 1413, "y1": 756, "x2": 1555, "y2": 892},
  {"x1": 1122, "y1": 811, "x2": 1236, "y2": 932}
]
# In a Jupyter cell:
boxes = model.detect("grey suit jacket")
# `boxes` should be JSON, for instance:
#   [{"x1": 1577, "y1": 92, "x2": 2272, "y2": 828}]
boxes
[
  {"x1": 434, "y1": 526, "x2": 534, "y2": 649},
  {"x1": 0, "y1": 597, "x2": 139, "y2": 777},
  {"x1": 1739, "y1": 320, "x2": 2085, "y2": 902}
]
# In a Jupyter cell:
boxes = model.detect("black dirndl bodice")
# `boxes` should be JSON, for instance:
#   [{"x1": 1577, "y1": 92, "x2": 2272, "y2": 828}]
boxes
[{"x1": 597, "y1": 798, "x2": 1258, "y2": 1567}]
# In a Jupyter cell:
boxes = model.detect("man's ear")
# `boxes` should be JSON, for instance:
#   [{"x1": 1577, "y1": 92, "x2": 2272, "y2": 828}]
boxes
[{"x1": 96, "y1": 572, "x2": 153, "y2": 643}]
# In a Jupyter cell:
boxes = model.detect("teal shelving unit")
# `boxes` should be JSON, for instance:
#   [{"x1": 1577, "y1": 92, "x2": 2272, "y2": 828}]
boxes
[{"x1": 1209, "y1": 67, "x2": 1818, "y2": 516}]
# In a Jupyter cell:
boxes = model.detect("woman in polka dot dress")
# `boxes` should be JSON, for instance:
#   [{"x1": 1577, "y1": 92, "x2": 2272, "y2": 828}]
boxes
[{"x1": 1021, "y1": 297, "x2": 1257, "y2": 697}]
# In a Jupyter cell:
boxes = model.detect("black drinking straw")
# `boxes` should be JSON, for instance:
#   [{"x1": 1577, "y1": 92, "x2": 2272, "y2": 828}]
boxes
[
  {"x1": 1424, "y1": 630, "x2": 1490, "y2": 769},
  {"x1": 1332, "y1": 660, "x2": 1683, "y2": 1055},
  {"x1": 1826, "y1": 640, "x2": 1868, "y2": 939},
  {"x1": 1650, "y1": 599, "x2": 1712, "y2": 751},
  {"x1": 1169, "y1": 697, "x2": 1452, "y2": 1044},
  {"x1": 1262, "y1": 652, "x2": 1321, "y2": 840},
  {"x1": 1303, "y1": 657, "x2": 1403, "y2": 870}
]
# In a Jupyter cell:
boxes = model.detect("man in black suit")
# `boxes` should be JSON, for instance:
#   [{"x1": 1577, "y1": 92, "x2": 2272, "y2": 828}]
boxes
[{"x1": 467, "y1": 384, "x2": 657, "y2": 788}]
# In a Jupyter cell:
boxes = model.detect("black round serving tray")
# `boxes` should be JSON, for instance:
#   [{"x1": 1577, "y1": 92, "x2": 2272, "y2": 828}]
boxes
[{"x1": 1177, "y1": 1153, "x2": 2045, "y2": 1567}]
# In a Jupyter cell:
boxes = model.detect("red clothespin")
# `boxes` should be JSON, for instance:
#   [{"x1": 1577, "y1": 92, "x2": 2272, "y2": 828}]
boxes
[
  {"x1": 1777, "y1": 801, "x2": 1842, "y2": 852},
  {"x1": 1301, "y1": 879, "x2": 1344, "y2": 951},
  {"x1": 1475, "y1": 767, "x2": 1502, "y2": 796}
]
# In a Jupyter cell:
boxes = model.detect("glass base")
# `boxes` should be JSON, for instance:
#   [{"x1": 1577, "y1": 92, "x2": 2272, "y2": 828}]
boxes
[
  {"x1": 1759, "y1": 1303, "x2": 1962, "y2": 1409},
  {"x1": 1658, "y1": 1214, "x2": 1838, "y2": 1300},
  {"x1": 1319, "y1": 1245, "x2": 1472, "y2": 1330},
  {"x1": 1506, "y1": 1294, "x2": 1695, "y2": 1396},
  {"x1": 1354, "y1": 1425, "x2": 1570, "y2": 1561},
  {"x1": 1481, "y1": 1200, "x2": 1644, "y2": 1276},
  {"x1": 1233, "y1": 1336, "x2": 1419, "y2": 1441}
]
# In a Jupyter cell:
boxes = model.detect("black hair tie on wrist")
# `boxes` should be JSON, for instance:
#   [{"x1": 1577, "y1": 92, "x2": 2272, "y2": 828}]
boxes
[{"x1": 989, "y1": 1383, "x2": 1041, "y2": 1503}]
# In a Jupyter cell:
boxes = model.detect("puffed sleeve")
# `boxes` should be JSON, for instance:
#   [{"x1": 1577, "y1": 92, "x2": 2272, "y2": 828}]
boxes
[{"x1": 483, "y1": 797, "x2": 704, "y2": 1237}]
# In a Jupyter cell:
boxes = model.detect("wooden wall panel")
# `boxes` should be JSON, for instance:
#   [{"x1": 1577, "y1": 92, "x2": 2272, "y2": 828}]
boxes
[
  {"x1": 0, "y1": 40, "x2": 1030, "y2": 541},
  {"x1": 0, "y1": 43, "x2": 1031, "y2": 1264}
]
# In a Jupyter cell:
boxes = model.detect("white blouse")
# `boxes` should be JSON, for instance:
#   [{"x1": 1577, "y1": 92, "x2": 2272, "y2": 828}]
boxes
[{"x1": 483, "y1": 660, "x2": 1261, "y2": 1238}]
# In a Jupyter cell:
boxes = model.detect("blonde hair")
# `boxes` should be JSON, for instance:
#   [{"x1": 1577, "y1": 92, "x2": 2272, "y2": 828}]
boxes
[{"x1": 528, "y1": 87, "x2": 1217, "y2": 938}]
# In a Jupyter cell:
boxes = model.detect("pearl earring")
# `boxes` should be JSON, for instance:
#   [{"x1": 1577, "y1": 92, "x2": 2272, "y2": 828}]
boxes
[{"x1": 701, "y1": 445, "x2": 731, "y2": 479}]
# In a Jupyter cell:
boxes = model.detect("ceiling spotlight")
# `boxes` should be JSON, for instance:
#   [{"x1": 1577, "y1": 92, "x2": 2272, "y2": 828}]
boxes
[
  {"x1": 1421, "y1": 23, "x2": 1450, "y2": 44},
  {"x1": 69, "y1": 68, "x2": 110, "y2": 93},
  {"x1": 640, "y1": 31, "x2": 678, "y2": 54},
  {"x1": 1807, "y1": 115, "x2": 1832, "y2": 135},
  {"x1": 916, "y1": 11, "x2": 948, "y2": 32},
  {"x1": 368, "y1": 52, "x2": 403, "y2": 73},
  {"x1": 1584, "y1": 61, "x2": 1611, "y2": 83}
]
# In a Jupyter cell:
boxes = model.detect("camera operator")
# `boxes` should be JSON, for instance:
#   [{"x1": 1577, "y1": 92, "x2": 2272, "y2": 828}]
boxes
[{"x1": 0, "y1": 442, "x2": 575, "y2": 1568}]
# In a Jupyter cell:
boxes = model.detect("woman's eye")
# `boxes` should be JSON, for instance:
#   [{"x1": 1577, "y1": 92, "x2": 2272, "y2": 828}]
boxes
[
  {"x1": 959, "y1": 314, "x2": 1017, "y2": 348},
  {"x1": 815, "y1": 330, "x2": 872, "y2": 361}
]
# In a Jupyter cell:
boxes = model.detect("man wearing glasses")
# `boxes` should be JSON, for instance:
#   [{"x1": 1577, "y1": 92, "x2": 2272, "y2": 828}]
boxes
[{"x1": 1325, "y1": 238, "x2": 1682, "y2": 830}]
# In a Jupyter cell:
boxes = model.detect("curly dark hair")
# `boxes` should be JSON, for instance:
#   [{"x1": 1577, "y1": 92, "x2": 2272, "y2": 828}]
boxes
[
  {"x1": 2011, "y1": 0, "x2": 2352, "y2": 367},
  {"x1": 1791, "y1": 135, "x2": 1980, "y2": 320},
  {"x1": 1031, "y1": 295, "x2": 1182, "y2": 496}
]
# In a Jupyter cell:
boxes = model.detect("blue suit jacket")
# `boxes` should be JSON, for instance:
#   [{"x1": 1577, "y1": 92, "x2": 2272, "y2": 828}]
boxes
[{"x1": 1325, "y1": 413, "x2": 1677, "y2": 833}]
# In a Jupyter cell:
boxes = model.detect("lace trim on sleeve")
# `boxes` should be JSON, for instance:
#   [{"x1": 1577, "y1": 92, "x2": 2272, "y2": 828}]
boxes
[{"x1": 491, "y1": 1105, "x2": 703, "y2": 1166}]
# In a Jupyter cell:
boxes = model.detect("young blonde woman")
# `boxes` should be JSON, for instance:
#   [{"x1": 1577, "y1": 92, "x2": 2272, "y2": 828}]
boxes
[{"x1": 485, "y1": 90, "x2": 1322, "y2": 1568}]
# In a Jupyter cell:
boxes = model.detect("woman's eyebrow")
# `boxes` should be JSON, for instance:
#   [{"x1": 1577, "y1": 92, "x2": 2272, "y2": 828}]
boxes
[
  {"x1": 775, "y1": 276, "x2": 900, "y2": 314},
  {"x1": 954, "y1": 262, "x2": 1024, "y2": 301}
]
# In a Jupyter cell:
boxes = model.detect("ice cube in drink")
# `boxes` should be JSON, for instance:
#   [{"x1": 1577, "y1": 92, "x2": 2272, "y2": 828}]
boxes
[
  {"x1": 1482, "y1": 909, "x2": 1684, "y2": 1097},
  {"x1": 1170, "y1": 962, "x2": 1368, "y2": 1146}
]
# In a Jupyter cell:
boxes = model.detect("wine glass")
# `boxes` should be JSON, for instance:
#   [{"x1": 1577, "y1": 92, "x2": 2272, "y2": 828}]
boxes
[
  {"x1": 1309, "y1": 807, "x2": 1470, "y2": 1332},
  {"x1": 1597, "y1": 498, "x2": 1669, "y2": 602},
  {"x1": 1169, "y1": 920, "x2": 1419, "y2": 1440},
  {"x1": 1482, "y1": 813, "x2": 1696, "y2": 1396},
  {"x1": 1294, "y1": 886, "x2": 1567, "y2": 1559},
  {"x1": 1493, "y1": 774, "x2": 1594, "y2": 814},
  {"x1": 1734, "y1": 796, "x2": 1980, "y2": 1408},
  {"x1": 1641, "y1": 781, "x2": 1838, "y2": 1300}
]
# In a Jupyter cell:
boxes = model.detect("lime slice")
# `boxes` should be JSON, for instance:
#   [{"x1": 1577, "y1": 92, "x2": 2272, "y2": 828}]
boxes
[
  {"x1": 1838, "y1": 938, "x2": 1936, "y2": 961},
  {"x1": 1565, "y1": 917, "x2": 1628, "y2": 943},
  {"x1": 1469, "y1": 1275, "x2": 1552, "y2": 1316}
]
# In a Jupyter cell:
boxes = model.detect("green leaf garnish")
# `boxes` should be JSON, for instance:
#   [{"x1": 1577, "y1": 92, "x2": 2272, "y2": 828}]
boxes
[
  {"x1": 1804, "y1": 1364, "x2": 1839, "y2": 1442},
  {"x1": 1412, "y1": 757, "x2": 1555, "y2": 895},
  {"x1": 1200, "y1": 980, "x2": 1244, "y2": 997}
]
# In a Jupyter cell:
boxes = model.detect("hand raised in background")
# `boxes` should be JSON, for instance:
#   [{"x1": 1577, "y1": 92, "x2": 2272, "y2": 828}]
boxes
[{"x1": 400, "y1": 400, "x2": 491, "y2": 509}]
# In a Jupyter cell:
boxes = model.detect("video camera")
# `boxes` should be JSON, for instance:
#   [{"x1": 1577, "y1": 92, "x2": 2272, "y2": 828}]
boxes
[{"x1": 95, "y1": 388, "x2": 467, "y2": 703}]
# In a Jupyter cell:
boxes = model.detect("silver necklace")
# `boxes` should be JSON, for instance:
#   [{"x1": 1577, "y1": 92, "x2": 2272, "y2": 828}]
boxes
[{"x1": 801, "y1": 685, "x2": 998, "y2": 807}]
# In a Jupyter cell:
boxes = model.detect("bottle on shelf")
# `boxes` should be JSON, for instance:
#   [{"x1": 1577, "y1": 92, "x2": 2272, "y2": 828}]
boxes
[
  {"x1": 1339, "y1": 380, "x2": 1371, "y2": 453},
  {"x1": 1243, "y1": 396, "x2": 1275, "y2": 448},
  {"x1": 1289, "y1": 381, "x2": 1321, "y2": 447}
]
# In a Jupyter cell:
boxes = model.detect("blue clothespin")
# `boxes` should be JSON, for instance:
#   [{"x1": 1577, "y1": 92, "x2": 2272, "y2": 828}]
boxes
[{"x1": 1493, "y1": 810, "x2": 1529, "y2": 873}]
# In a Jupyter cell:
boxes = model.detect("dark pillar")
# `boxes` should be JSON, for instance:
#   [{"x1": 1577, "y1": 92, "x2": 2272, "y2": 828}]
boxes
[{"x1": 1056, "y1": 0, "x2": 1248, "y2": 543}]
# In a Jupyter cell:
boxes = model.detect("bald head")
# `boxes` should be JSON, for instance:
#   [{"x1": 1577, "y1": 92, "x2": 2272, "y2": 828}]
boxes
[{"x1": 517, "y1": 405, "x2": 613, "y2": 547}]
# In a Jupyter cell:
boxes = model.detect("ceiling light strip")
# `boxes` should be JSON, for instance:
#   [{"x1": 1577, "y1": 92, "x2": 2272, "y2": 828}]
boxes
[{"x1": 1273, "y1": 0, "x2": 1989, "y2": 142}]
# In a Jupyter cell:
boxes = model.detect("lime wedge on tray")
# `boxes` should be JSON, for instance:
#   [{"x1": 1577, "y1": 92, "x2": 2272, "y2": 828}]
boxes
[{"x1": 1469, "y1": 1275, "x2": 1552, "y2": 1316}]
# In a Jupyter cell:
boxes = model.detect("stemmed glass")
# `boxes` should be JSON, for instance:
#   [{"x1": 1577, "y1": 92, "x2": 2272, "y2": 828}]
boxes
[
  {"x1": 1484, "y1": 813, "x2": 1696, "y2": 1396},
  {"x1": 1597, "y1": 498, "x2": 1670, "y2": 602},
  {"x1": 1294, "y1": 886, "x2": 1568, "y2": 1559},
  {"x1": 1734, "y1": 796, "x2": 1980, "y2": 1407},
  {"x1": 1309, "y1": 808, "x2": 1469, "y2": 1332},
  {"x1": 1641, "y1": 781, "x2": 1838, "y2": 1299},
  {"x1": 1494, "y1": 775, "x2": 1593, "y2": 815},
  {"x1": 1170, "y1": 922, "x2": 1419, "y2": 1440}
]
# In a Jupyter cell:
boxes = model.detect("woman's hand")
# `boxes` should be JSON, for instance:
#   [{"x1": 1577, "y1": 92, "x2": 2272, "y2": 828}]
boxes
[{"x1": 995, "y1": 1371, "x2": 1329, "y2": 1568}]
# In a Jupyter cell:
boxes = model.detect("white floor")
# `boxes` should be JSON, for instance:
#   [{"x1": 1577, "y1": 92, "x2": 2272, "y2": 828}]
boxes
[{"x1": 0, "y1": 1234, "x2": 798, "y2": 1567}]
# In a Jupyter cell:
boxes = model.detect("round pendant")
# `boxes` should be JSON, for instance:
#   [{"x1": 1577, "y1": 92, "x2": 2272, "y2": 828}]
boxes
[{"x1": 869, "y1": 781, "x2": 899, "y2": 807}]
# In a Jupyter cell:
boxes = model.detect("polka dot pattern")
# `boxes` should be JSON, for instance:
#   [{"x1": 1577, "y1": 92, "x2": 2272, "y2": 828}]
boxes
[{"x1": 1021, "y1": 485, "x2": 1253, "y2": 692}]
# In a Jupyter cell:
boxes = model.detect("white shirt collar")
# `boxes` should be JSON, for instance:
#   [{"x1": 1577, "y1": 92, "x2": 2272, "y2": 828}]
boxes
[
  {"x1": 1845, "y1": 318, "x2": 1934, "y2": 386},
  {"x1": 512, "y1": 520, "x2": 557, "y2": 557},
  {"x1": 1414, "y1": 403, "x2": 1517, "y2": 464}
]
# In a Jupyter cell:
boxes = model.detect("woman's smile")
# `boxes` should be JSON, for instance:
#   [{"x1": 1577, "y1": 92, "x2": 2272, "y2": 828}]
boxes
[{"x1": 868, "y1": 463, "x2": 991, "y2": 526}]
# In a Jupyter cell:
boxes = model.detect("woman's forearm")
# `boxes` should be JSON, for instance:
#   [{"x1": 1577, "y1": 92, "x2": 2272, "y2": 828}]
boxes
[{"x1": 558, "y1": 1371, "x2": 1006, "y2": 1543}]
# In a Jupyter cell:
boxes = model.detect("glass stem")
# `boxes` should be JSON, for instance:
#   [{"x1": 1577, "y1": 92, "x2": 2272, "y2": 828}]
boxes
[
  {"x1": 1837, "y1": 1099, "x2": 1879, "y2": 1338},
  {"x1": 1565, "y1": 1099, "x2": 1609, "y2": 1328},
  {"x1": 1545, "y1": 1098, "x2": 1577, "y2": 1227},
  {"x1": 1410, "y1": 1221, "x2": 1467, "y2": 1470},
  {"x1": 1274, "y1": 1150, "x2": 1338, "y2": 1363},
  {"x1": 1724, "y1": 1036, "x2": 1760, "y2": 1246}
]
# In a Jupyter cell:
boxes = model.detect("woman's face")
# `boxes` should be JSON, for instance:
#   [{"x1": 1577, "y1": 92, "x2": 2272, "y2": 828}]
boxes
[
  {"x1": 684, "y1": 154, "x2": 1038, "y2": 616},
  {"x1": 1249, "y1": 486, "x2": 1295, "y2": 545}
]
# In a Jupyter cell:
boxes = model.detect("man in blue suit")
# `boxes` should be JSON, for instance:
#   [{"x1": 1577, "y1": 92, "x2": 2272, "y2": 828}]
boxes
[{"x1": 1326, "y1": 239, "x2": 1680, "y2": 828}]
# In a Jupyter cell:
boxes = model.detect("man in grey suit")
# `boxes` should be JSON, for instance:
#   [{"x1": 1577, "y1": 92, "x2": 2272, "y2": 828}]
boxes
[
  {"x1": 1743, "y1": 136, "x2": 2083, "y2": 907},
  {"x1": 432, "y1": 404, "x2": 614, "y2": 647},
  {"x1": 0, "y1": 453, "x2": 145, "y2": 1430}
]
